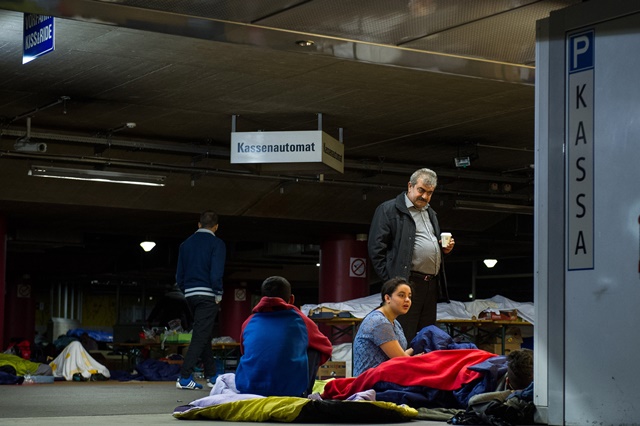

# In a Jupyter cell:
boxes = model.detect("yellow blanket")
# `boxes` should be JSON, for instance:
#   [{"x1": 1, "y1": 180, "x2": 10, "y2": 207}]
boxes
[
  {"x1": 0, "y1": 353, "x2": 45, "y2": 376},
  {"x1": 174, "y1": 396, "x2": 418, "y2": 422}
]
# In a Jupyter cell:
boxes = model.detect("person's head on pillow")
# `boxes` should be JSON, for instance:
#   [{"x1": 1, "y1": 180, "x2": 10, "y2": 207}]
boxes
[
  {"x1": 506, "y1": 348, "x2": 533, "y2": 390},
  {"x1": 261, "y1": 276, "x2": 294, "y2": 304}
]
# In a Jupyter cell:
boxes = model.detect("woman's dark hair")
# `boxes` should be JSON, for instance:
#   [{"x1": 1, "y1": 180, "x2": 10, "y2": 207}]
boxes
[{"x1": 379, "y1": 277, "x2": 412, "y2": 307}]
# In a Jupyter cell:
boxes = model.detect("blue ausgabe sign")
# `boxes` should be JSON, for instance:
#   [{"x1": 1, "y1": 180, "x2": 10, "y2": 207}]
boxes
[{"x1": 23, "y1": 14, "x2": 55, "y2": 64}]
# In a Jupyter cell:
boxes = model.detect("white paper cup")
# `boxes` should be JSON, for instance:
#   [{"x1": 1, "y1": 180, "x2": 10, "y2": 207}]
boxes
[{"x1": 440, "y1": 232, "x2": 452, "y2": 247}]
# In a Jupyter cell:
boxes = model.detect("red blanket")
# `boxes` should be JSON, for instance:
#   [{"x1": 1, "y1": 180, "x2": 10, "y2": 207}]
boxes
[{"x1": 322, "y1": 349, "x2": 495, "y2": 400}]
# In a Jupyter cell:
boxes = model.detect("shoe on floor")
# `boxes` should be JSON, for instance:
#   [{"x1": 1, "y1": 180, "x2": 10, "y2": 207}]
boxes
[
  {"x1": 176, "y1": 375, "x2": 203, "y2": 390},
  {"x1": 206, "y1": 375, "x2": 219, "y2": 388},
  {"x1": 72, "y1": 373, "x2": 88, "y2": 382},
  {"x1": 90, "y1": 373, "x2": 108, "y2": 381}
]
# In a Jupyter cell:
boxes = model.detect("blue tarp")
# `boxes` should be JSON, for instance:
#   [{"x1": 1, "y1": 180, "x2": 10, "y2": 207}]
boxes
[{"x1": 66, "y1": 328, "x2": 113, "y2": 343}]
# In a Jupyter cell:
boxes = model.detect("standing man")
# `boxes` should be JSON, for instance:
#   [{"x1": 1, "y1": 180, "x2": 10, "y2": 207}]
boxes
[
  {"x1": 175, "y1": 210, "x2": 226, "y2": 390},
  {"x1": 368, "y1": 168, "x2": 455, "y2": 344}
]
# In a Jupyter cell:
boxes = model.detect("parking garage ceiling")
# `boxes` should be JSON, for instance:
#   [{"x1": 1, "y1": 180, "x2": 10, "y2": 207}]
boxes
[{"x1": 0, "y1": 1, "x2": 582, "y2": 289}]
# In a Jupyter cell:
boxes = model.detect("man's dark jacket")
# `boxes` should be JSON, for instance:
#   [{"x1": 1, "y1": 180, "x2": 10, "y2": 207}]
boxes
[{"x1": 368, "y1": 192, "x2": 449, "y2": 301}]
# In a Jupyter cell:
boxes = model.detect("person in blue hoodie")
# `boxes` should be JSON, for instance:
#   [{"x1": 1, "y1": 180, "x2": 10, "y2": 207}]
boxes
[
  {"x1": 235, "y1": 276, "x2": 333, "y2": 397},
  {"x1": 175, "y1": 210, "x2": 226, "y2": 390}
]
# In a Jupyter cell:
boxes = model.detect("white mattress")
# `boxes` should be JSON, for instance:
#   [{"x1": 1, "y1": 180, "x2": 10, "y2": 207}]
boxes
[{"x1": 301, "y1": 294, "x2": 534, "y2": 325}]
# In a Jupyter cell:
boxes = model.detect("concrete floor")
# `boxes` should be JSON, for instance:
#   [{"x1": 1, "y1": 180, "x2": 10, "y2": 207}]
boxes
[{"x1": 0, "y1": 380, "x2": 450, "y2": 426}]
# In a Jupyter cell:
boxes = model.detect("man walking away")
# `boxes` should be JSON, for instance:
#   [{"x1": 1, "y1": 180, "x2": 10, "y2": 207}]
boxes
[{"x1": 175, "y1": 210, "x2": 226, "y2": 390}]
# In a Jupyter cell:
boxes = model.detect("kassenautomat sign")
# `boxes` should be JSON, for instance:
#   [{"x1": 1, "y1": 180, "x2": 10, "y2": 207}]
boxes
[{"x1": 231, "y1": 130, "x2": 344, "y2": 173}]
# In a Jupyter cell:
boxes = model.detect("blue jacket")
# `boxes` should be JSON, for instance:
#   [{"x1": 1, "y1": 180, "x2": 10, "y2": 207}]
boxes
[
  {"x1": 235, "y1": 297, "x2": 332, "y2": 396},
  {"x1": 176, "y1": 228, "x2": 226, "y2": 298}
]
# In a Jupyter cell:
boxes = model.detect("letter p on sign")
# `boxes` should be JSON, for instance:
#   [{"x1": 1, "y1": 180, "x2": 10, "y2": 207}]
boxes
[{"x1": 569, "y1": 31, "x2": 594, "y2": 73}]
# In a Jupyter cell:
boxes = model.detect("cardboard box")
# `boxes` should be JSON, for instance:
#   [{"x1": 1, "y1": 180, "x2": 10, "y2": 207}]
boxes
[
  {"x1": 503, "y1": 326, "x2": 524, "y2": 343},
  {"x1": 479, "y1": 342, "x2": 521, "y2": 355},
  {"x1": 489, "y1": 326, "x2": 524, "y2": 344},
  {"x1": 163, "y1": 332, "x2": 192, "y2": 343},
  {"x1": 317, "y1": 361, "x2": 346, "y2": 380},
  {"x1": 309, "y1": 307, "x2": 343, "y2": 318},
  {"x1": 478, "y1": 309, "x2": 519, "y2": 321},
  {"x1": 310, "y1": 311, "x2": 337, "y2": 319}
]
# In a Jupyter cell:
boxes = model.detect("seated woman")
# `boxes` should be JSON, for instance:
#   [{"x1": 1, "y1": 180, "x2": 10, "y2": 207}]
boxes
[{"x1": 353, "y1": 277, "x2": 414, "y2": 376}]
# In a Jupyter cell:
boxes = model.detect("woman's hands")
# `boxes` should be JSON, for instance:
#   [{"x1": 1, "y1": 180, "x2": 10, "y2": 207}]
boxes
[{"x1": 380, "y1": 340, "x2": 412, "y2": 359}]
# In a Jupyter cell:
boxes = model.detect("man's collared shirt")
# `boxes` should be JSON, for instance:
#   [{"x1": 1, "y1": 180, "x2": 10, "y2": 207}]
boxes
[{"x1": 405, "y1": 194, "x2": 441, "y2": 275}]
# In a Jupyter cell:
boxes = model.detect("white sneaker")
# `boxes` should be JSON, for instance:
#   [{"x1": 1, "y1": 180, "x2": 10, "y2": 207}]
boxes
[{"x1": 176, "y1": 375, "x2": 203, "y2": 390}]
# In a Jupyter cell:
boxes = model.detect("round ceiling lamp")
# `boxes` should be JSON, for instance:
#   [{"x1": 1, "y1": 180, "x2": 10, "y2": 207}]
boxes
[
  {"x1": 295, "y1": 40, "x2": 315, "y2": 47},
  {"x1": 483, "y1": 259, "x2": 498, "y2": 268},
  {"x1": 140, "y1": 241, "x2": 156, "y2": 252}
]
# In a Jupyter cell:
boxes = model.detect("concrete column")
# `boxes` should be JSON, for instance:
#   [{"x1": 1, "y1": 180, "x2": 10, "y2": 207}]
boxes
[
  {"x1": 218, "y1": 284, "x2": 252, "y2": 342},
  {"x1": 319, "y1": 234, "x2": 369, "y2": 303}
]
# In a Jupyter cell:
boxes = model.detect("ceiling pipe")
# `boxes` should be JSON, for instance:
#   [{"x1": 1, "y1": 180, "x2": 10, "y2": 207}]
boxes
[
  {"x1": 0, "y1": 128, "x2": 530, "y2": 184},
  {"x1": 6, "y1": 96, "x2": 70, "y2": 124},
  {"x1": 0, "y1": 128, "x2": 228, "y2": 157},
  {"x1": 476, "y1": 143, "x2": 534, "y2": 153},
  {"x1": 0, "y1": 149, "x2": 533, "y2": 202},
  {"x1": 25, "y1": 117, "x2": 31, "y2": 140},
  {"x1": 454, "y1": 200, "x2": 533, "y2": 215}
]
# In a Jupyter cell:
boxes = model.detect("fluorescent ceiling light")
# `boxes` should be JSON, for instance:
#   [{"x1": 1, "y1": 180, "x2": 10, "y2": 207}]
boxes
[
  {"x1": 140, "y1": 241, "x2": 156, "y2": 252},
  {"x1": 483, "y1": 259, "x2": 498, "y2": 268},
  {"x1": 29, "y1": 165, "x2": 166, "y2": 187}
]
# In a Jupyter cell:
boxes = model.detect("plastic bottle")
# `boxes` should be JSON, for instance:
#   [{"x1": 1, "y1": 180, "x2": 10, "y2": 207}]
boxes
[{"x1": 23, "y1": 370, "x2": 35, "y2": 385}]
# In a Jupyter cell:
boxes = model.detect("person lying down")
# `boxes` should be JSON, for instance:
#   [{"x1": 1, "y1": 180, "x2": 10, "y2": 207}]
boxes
[
  {"x1": 182, "y1": 346, "x2": 533, "y2": 419},
  {"x1": 321, "y1": 346, "x2": 533, "y2": 408},
  {"x1": 49, "y1": 341, "x2": 110, "y2": 381}
]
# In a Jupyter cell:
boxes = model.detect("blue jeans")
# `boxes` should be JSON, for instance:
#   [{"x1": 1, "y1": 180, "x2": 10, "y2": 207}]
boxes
[
  {"x1": 305, "y1": 349, "x2": 321, "y2": 396},
  {"x1": 180, "y1": 296, "x2": 219, "y2": 378}
]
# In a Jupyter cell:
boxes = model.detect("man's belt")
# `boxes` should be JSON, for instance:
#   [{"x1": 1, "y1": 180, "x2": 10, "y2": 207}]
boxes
[{"x1": 409, "y1": 271, "x2": 438, "y2": 282}]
